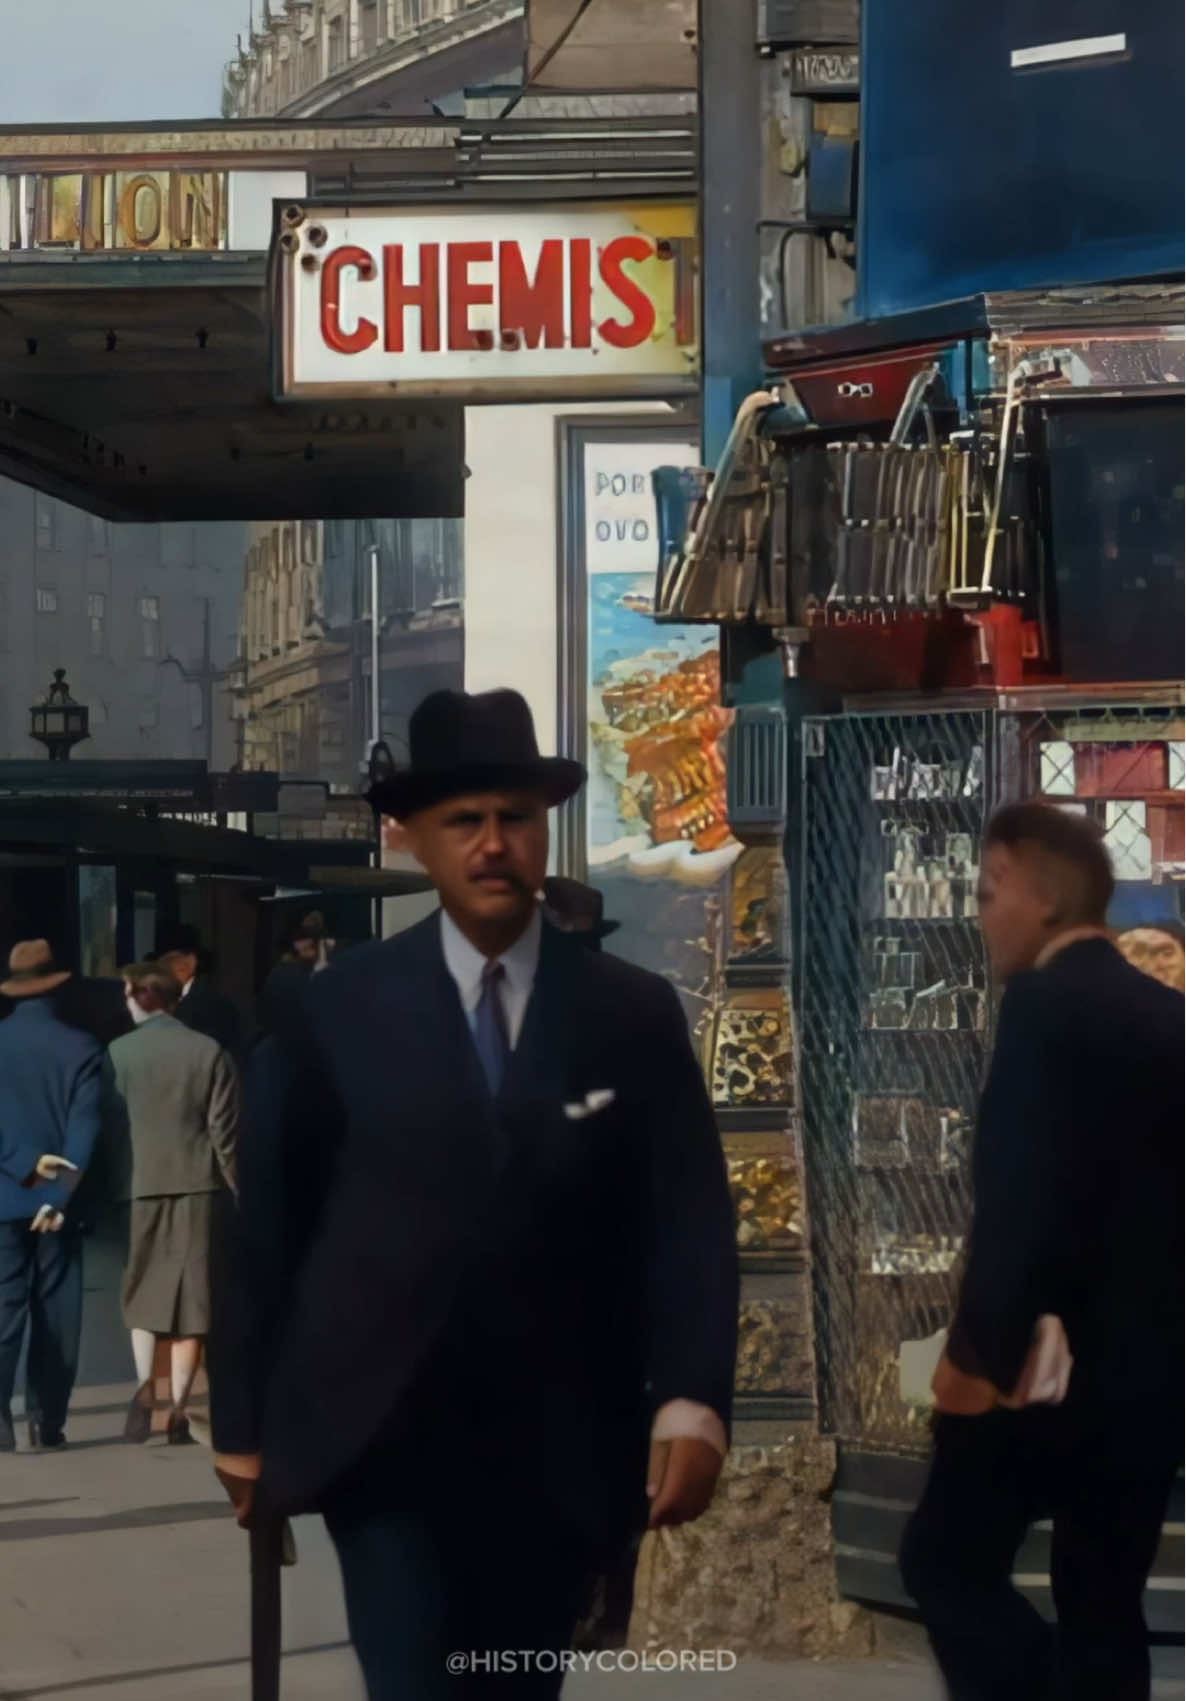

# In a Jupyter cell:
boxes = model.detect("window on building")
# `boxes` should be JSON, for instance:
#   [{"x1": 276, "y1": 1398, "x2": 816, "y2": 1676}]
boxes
[
  {"x1": 139, "y1": 699, "x2": 160, "y2": 730},
  {"x1": 36, "y1": 586, "x2": 58, "y2": 614},
  {"x1": 300, "y1": 521, "x2": 318, "y2": 565},
  {"x1": 89, "y1": 515, "x2": 110, "y2": 556},
  {"x1": 189, "y1": 683, "x2": 205, "y2": 729},
  {"x1": 140, "y1": 594, "x2": 160, "y2": 658},
  {"x1": 300, "y1": 37, "x2": 317, "y2": 88},
  {"x1": 360, "y1": 0, "x2": 381, "y2": 53},
  {"x1": 282, "y1": 529, "x2": 299, "y2": 644},
  {"x1": 326, "y1": 15, "x2": 345, "y2": 72},
  {"x1": 35, "y1": 499, "x2": 57, "y2": 551},
  {"x1": 88, "y1": 592, "x2": 106, "y2": 655}
]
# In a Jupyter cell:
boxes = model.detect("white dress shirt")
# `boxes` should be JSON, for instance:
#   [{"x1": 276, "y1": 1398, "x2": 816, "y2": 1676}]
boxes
[
  {"x1": 441, "y1": 906, "x2": 541, "y2": 1048},
  {"x1": 438, "y1": 906, "x2": 727, "y2": 1461}
]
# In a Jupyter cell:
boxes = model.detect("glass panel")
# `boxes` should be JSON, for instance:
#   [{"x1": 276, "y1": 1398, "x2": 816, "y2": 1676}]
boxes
[
  {"x1": 78, "y1": 865, "x2": 118, "y2": 979},
  {"x1": 132, "y1": 891, "x2": 157, "y2": 963}
]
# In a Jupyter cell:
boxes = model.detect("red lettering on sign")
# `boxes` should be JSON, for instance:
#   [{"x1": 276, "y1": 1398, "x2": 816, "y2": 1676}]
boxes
[
  {"x1": 320, "y1": 245, "x2": 378, "y2": 355},
  {"x1": 597, "y1": 235, "x2": 656, "y2": 350},
  {"x1": 498, "y1": 240, "x2": 564, "y2": 349},
  {"x1": 447, "y1": 242, "x2": 494, "y2": 351},
  {"x1": 569, "y1": 238, "x2": 592, "y2": 349},
  {"x1": 383, "y1": 243, "x2": 441, "y2": 353}
]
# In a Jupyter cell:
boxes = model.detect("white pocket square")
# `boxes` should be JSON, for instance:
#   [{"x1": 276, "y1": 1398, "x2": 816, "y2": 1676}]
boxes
[{"x1": 563, "y1": 1089, "x2": 616, "y2": 1121}]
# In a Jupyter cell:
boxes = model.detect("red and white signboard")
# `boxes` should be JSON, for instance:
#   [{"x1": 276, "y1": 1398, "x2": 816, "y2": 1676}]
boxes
[{"x1": 274, "y1": 200, "x2": 699, "y2": 401}]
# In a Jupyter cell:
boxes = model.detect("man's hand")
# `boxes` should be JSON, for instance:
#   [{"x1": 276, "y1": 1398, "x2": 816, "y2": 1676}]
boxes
[
  {"x1": 34, "y1": 1154, "x2": 79, "y2": 1184},
  {"x1": 214, "y1": 1453, "x2": 262, "y2": 1529},
  {"x1": 646, "y1": 1437, "x2": 723, "y2": 1529},
  {"x1": 30, "y1": 1205, "x2": 65, "y2": 1235},
  {"x1": 998, "y1": 1315, "x2": 1072, "y2": 1410}
]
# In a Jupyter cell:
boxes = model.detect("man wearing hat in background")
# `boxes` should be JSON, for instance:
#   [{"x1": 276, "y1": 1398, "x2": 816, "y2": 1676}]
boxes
[
  {"x1": 0, "y1": 941, "x2": 105, "y2": 1453},
  {"x1": 153, "y1": 924, "x2": 244, "y2": 1062},
  {"x1": 539, "y1": 875, "x2": 620, "y2": 950},
  {"x1": 210, "y1": 687, "x2": 738, "y2": 1699}
]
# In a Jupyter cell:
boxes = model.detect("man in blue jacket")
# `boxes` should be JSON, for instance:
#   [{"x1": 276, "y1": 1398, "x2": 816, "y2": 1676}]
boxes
[{"x1": 0, "y1": 940, "x2": 105, "y2": 1453}]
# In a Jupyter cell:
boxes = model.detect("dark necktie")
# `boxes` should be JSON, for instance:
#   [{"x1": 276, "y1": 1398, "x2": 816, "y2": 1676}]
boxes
[{"x1": 473, "y1": 959, "x2": 510, "y2": 1098}]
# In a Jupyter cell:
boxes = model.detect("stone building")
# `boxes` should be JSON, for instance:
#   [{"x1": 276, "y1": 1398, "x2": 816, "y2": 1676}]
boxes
[
  {"x1": 0, "y1": 477, "x2": 244, "y2": 766},
  {"x1": 236, "y1": 516, "x2": 462, "y2": 790},
  {"x1": 223, "y1": 0, "x2": 523, "y2": 119}
]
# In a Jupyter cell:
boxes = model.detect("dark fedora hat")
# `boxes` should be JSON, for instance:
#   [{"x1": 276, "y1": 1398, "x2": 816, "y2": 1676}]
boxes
[
  {"x1": 151, "y1": 923, "x2": 204, "y2": 960},
  {"x1": 541, "y1": 877, "x2": 620, "y2": 944},
  {"x1": 367, "y1": 688, "x2": 585, "y2": 821}
]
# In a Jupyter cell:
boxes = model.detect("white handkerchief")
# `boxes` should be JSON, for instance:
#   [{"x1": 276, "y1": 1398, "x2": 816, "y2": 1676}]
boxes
[{"x1": 563, "y1": 1088, "x2": 616, "y2": 1121}]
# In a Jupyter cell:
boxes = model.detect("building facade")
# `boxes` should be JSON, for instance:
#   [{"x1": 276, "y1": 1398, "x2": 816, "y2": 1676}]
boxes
[
  {"x1": 223, "y1": 0, "x2": 523, "y2": 119},
  {"x1": 0, "y1": 477, "x2": 245, "y2": 767},
  {"x1": 237, "y1": 515, "x2": 462, "y2": 789}
]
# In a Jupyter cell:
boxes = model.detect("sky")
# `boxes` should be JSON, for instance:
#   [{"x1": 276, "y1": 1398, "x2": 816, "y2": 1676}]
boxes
[{"x1": 0, "y1": 0, "x2": 255, "y2": 125}]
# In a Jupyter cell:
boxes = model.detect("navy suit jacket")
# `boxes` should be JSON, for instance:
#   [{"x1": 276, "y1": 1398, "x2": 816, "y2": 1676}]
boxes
[
  {"x1": 176, "y1": 975, "x2": 244, "y2": 1063},
  {"x1": 0, "y1": 998, "x2": 105, "y2": 1223},
  {"x1": 209, "y1": 913, "x2": 738, "y2": 1544},
  {"x1": 948, "y1": 938, "x2": 1183, "y2": 1440}
]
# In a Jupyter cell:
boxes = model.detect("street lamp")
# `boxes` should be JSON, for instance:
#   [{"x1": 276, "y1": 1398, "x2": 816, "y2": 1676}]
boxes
[{"x1": 29, "y1": 668, "x2": 90, "y2": 761}]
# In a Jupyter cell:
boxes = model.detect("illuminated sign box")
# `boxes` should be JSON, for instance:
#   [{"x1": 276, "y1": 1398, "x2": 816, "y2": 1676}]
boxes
[{"x1": 273, "y1": 200, "x2": 699, "y2": 401}]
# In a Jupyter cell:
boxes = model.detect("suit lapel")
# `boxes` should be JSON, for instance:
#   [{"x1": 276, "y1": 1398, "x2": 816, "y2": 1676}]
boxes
[
  {"x1": 499, "y1": 920, "x2": 583, "y2": 1115},
  {"x1": 371, "y1": 915, "x2": 504, "y2": 1157}
]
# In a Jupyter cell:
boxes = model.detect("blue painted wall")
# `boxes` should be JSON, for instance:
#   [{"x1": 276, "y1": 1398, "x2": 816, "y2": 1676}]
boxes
[{"x1": 858, "y1": 0, "x2": 1184, "y2": 318}]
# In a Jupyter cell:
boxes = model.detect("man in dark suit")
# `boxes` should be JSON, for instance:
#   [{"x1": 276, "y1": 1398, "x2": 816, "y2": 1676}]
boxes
[
  {"x1": 209, "y1": 688, "x2": 738, "y2": 1699},
  {"x1": 0, "y1": 942, "x2": 105, "y2": 1453},
  {"x1": 153, "y1": 925, "x2": 243, "y2": 1062},
  {"x1": 900, "y1": 803, "x2": 1183, "y2": 1701}
]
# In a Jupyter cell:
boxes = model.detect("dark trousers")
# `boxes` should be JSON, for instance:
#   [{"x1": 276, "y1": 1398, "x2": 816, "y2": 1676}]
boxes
[
  {"x1": 900, "y1": 1408, "x2": 1176, "y2": 1701},
  {"x1": 324, "y1": 1485, "x2": 596, "y2": 1701},
  {"x1": 0, "y1": 1220, "x2": 84, "y2": 1437}
]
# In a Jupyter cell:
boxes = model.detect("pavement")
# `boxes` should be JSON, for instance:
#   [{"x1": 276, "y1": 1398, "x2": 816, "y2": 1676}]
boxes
[
  {"x1": 3, "y1": 1388, "x2": 1182, "y2": 1701},
  {"x1": 0, "y1": 1233, "x2": 1180, "y2": 1700},
  {"x1": 0, "y1": 1387, "x2": 938, "y2": 1701}
]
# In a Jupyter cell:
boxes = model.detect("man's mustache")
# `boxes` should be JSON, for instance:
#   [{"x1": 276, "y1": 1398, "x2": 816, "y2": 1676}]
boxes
[{"x1": 471, "y1": 868, "x2": 534, "y2": 894}]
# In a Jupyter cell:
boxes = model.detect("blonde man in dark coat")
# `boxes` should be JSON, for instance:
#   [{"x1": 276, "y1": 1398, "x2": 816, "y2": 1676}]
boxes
[{"x1": 109, "y1": 963, "x2": 238, "y2": 1445}]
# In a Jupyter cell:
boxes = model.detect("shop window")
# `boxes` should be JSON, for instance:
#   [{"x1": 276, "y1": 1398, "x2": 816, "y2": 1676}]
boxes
[
  {"x1": 78, "y1": 865, "x2": 118, "y2": 980},
  {"x1": 133, "y1": 890, "x2": 157, "y2": 961},
  {"x1": 88, "y1": 592, "x2": 106, "y2": 655}
]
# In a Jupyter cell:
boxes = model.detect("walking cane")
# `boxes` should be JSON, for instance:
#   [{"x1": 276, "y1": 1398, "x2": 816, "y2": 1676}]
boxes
[{"x1": 250, "y1": 1512, "x2": 284, "y2": 1701}]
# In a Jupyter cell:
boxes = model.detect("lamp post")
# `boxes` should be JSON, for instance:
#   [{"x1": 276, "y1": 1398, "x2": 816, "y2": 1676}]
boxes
[{"x1": 29, "y1": 669, "x2": 90, "y2": 761}]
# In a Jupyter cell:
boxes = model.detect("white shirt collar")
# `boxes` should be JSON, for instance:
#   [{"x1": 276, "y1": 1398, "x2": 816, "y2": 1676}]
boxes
[{"x1": 439, "y1": 905, "x2": 542, "y2": 1018}]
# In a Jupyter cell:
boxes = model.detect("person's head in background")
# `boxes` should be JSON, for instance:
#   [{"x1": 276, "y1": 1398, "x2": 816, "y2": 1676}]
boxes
[
  {"x1": 978, "y1": 803, "x2": 1114, "y2": 981},
  {"x1": 289, "y1": 912, "x2": 329, "y2": 968},
  {"x1": 153, "y1": 924, "x2": 206, "y2": 992},
  {"x1": 122, "y1": 962, "x2": 182, "y2": 1026},
  {"x1": 1116, "y1": 922, "x2": 1186, "y2": 993}
]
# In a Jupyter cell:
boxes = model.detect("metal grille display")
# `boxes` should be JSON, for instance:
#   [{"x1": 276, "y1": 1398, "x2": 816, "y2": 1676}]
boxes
[
  {"x1": 799, "y1": 709, "x2": 990, "y2": 1448},
  {"x1": 797, "y1": 693, "x2": 1183, "y2": 1451}
]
